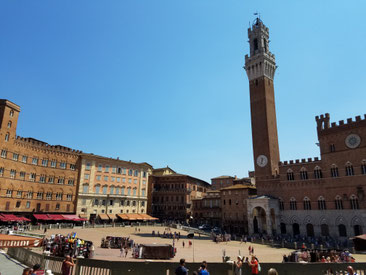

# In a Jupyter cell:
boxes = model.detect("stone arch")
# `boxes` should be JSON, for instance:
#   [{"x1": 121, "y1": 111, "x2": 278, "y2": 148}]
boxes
[
  {"x1": 351, "y1": 216, "x2": 363, "y2": 227},
  {"x1": 290, "y1": 215, "x2": 299, "y2": 224},
  {"x1": 303, "y1": 215, "x2": 313, "y2": 225},
  {"x1": 335, "y1": 216, "x2": 347, "y2": 226},
  {"x1": 319, "y1": 216, "x2": 328, "y2": 225},
  {"x1": 252, "y1": 206, "x2": 267, "y2": 234}
]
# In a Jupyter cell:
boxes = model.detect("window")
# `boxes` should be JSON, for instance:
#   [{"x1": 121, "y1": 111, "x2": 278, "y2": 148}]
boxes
[
  {"x1": 128, "y1": 169, "x2": 133, "y2": 176},
  {"x1": 60, "y1": 162, "x2": 66, "y2": 169},
  {"x1": 331, "y1": 165, "x2": 339, "y2": 178},
  {"x1": 83, "y1": 185, "x2": 89, "y2": 193},
  {"x1": 102, "y1": 185, "x2": 107, "y2": 194},
  {"x1": 56, "y1": 193, "x2": 63, "y2": 200},
  {"x1": 318, "y1": 196, "x2": 327, "y2": 210},
  {"x1": 112, "y1": 167, "x2": 116, "y2": 173},
  {"x1": 345, "y1": 162, "x2": 354, "y2": 176},
  {"x1": 290, "y1": 197, "x2": 297, "y2": 210},
  {"x1": 16, "y1": 191, "x2": 22, "y2": 198},
  {"x1": 105, "y1": 166, "x2": 110, "y2": 172},
  {"x1": 109, "y1": 200, "x2": 113, "y2": 206},
  {"x1": 111, "y1": 177, "x2": 115, "y2": 182},
  {"x1": 37, "y1": 192, "x2": 43, "y2": 199},
  {"x1": 50, "y1": 160, "x2": 57, "y2": 168},
  {"x1": 142, "y1": 189, "x2": 146, "y2": 196},
  {"x1": 133, "y1": 179, "x2": 137, "y2": 184},
  {"x1": 350, "y1": 195, "x2": 359, "y2": 210},
  {"x1": 126, "y1": 200, "x2": 130, "y2": 206},
  {"x1": 68, "y1": 179, "x2": 74, "y2": 185},
  {"x1": 7, "y1": 121, "x2": 12, "y2": 128},
  {"x1": 27, "y1": 191, "x2": 33, "y2": 199},
  {"x1": 143, "y1": 171, "x2": 147, "y2": 178},
  {"x1": 110, "y1": 186, "x2": 114, "y2": 194},
  {"x1": 335, "y1": 196, "x2": 343, "y2": 210},
  {"x1": 26, "y1": 201, "x2": 30, "y2": 209},
  {"x1": 134, "y1": 170, "x2": 139, "y2": 177},
  {"x1": 57, "y1": 178, "x2": 65, "y2": 184},
  {"x1": 121, "y1": 187, "x2": 125, "y2": 195},
  {"x1": 70, "y1": 164, "x2": 76, "y2": 170},
  {"x1": 314, "y1": 166, "x2": 323, "y2": 179},
  {"x1": 300, "y1": 168, "x2": 308, "y2": 180},
  {"x1": 141, "y1": 201, "x2": 145, "y2": 207},
  {"x1": 46, "y1": 192, "x2": 52, "y2": 200},
  {"x1": 16, "y1": 201, "x2": 21, "y2": 208},
  {"x1": 115, "y1": 187, "x2": 120, "y2": 194},
  {"x1": 122, "y1": 168, "x2": 127, "y2": 175},
  {"x1": 0, "y1": 167, "x2": 3, "y2": 176},
  {"x1": 20, "y1": 171, "x2": 25, "y2": 179},
  {"x1": 128, "y1": 178, "x2": 132, "y2": 184},
  {"x1": 66, "y1": 194, "x2": 72, "y2": 201},
  {"x1": 361, "y1": 161, "x2": 366, "y2": 175},
  {"x1": 127, "y1": 187, "x2": 131, "y2": 196},
  {"x1": 117, "y1": 177, "x2": 121, "y2": 183},
  {"x1": 84, "y1": 174, "x2": 90, "y2": 180},
  {"x1": 330, "y1": 144, "x2": 336, "y2": 152},
  {"x1": 12, "y1": 153, "x2": 19, "y2": 161},
  {"x1": 98, "y1": 165, "x2": 102, "y2": 172},
  {"x1": 10, "y1": 169, "x2": 16, "y2": 179},
  {"x1": 133, "y1": 188, "x2": 137, "y2": 196},
  {"x1": 32, "y1": 157, "x2": 38, "y2": 165},
  {"x1": 10, "y1": 110, "x2": 14, "y2": 117},
  {"x1": 85, "y1": 163, "x2": 91, "y2": 170},
  {"x1": 1, "y1": 150, "x2": 7, "y2": 158},
  {"x1": 55, "y1": 204, "x2": 60, "y2": 210},
  {"x1": 143, "y1": 180, "x2": 146, "y2": 185},
  {"x1": 48, "y1": 176, "x2": 54, "y2": 184},
  {"x1": 29, "y1": 173, "x2": 36, "y2": 182},
  {"x1": 287, "y1": 169, "x2": 295, "y2": 181},
  {"x1": 96, "y1": 175, "x2": 101, "y2": 181},
  {"x1": 104, "y1": 176, "x2": 108, "y2": 181},
  {"x1": 6, "y1": 190, "x2": 12, "y2": 197},
  {"x1": 303, "y1": 197, "x2": 311, "y2": 210},
  {"x1": 95, "y1": 185, "x2": 100, "y2": 193},
  {"x1": 39, "y1": 174, "x2": 46, "y2": 183},
  {"x1": 22, "y1": 155, "x2": 28, "y2": 163},
  {"x1": 41, "y1": 159, "x2": 48, "y2": 167}
]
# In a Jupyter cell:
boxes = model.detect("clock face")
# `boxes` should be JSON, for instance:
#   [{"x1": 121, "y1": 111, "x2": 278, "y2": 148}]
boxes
[
  {"x1": 345, "y1": 134, "x2": 361, "y2": 149},
  {"x1": 257, "y1": 155, "x2": 268, "y2": 167}
]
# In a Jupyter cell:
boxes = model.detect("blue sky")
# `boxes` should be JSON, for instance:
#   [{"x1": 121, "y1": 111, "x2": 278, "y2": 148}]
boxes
[{"x1": 1, "y1": 1, "x2": 365, "y2": 183}]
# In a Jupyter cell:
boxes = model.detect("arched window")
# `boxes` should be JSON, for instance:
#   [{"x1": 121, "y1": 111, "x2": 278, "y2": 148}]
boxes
[
  {"x1": 95, "y1": 185, "x2": 100, "y2": 194},
  {"x1": 279, "y1": 198, "x2": 284, "y2": 211},
  {"x1": 102, "y1": 185, "x2": 107, "y2": 194},
  {"x1": 335, "y1": 195, "x2": 343, "y2": 210},
  {"x1": 7, "y1": 121, "x2": 12, "y2": 128},
  {"x1": 361, "y1": 160, "x2": 366, "y2": 175},
  {"x1": 115, "y1": 187, "x2": 120, "y2": 194},
  {"x1": 338, "y1": 224, "x2": 347, "y2": 237},
  {"x1": 9, "y1": 110, "x2": 14, "y2": 117},
  {"x1": 133, "y1": 188, "x2": 137, "y2": 196},
  {"x1": 331, "y1": 164, "x2": 339, "y2": 178},
  {"x1": 290, "y1": 197, "x2": 297, "y2": 210},
  {"x1": 110, "y1": 186, "x2": 114, "y2": 194},
  {"x1": 287, "y1": 169, "x2": 295, "y2": 181},
  {"x1": 5, "y1": 133, "x2": 9, "y2": 142},
  {"x1": 141, "y1": 189, "x2": 146, "y2": 197},
  {"x1": 345, "y1": 162, "x2": 354, "y2": 176},
  {"x1": 82, "y1": 184, "x2": 89, "y2": 193},
  {"x1": 318, "y1": 196, "x2": 327, "y2": 210},
  {"x1": 127, "y1": 187, "x2": 131, "y2": 196},
  {"x1": 303, "y1": 197, "x2": 311, "y2": 210},
  {"x1": 121, "y1": 186, "x2": 125, "y2": 195},
  {"x1": 314, "y1": 166, "x2": 323, "y2": 179},
  {"x1": 300, "y1": 167, "x2": 308, "y2": 180},
  {"x1": 350, "y1": 195, "x2": 359, "y2": 210}
]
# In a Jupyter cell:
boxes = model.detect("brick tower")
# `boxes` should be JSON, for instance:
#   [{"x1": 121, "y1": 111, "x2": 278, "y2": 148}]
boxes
[{"x1": 244, "y1": 18, "x2": 280, "y2": 179}]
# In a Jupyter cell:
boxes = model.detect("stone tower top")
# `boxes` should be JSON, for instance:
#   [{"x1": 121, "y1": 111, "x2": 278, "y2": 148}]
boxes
[{"x1": 244, "y1": 18, "x2": 276, "y2": 81}]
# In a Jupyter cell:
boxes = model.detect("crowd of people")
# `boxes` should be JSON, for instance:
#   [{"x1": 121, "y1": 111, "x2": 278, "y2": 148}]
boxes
[
  {"x1": 100, "y1": 236, "x2": 134, "y2": 249},
  {"x1": 283, "y1": 249, "x2": 356, "y2": 263},
  {"x1": 42, "y1": 232, "x2": 94, "y2": 259}
]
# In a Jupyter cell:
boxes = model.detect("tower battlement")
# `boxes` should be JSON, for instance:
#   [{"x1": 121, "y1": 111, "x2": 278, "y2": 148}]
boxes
[
  {"x1": 315, "y1": 113, "x2": 366, "y2": 134},
  {"x1": 279, "y1": 157, "x2": 320, "y2": 167},
  {"x1": 15, "y1": 136, "x2": 82, "y2": 154}
]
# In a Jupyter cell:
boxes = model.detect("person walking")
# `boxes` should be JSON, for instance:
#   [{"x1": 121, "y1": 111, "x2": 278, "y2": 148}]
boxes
[{"x1": 175, "y1": 258, "x2": 188, "y2": 275}]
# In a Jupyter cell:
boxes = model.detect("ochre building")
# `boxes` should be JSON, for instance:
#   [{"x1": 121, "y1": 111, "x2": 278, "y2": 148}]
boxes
[
  {"x1": 244, "y1": 19, "x2": 366, "y2": 239},
  {"x1": 0, "y1": 100, "x2": 81, "y2": 215}
]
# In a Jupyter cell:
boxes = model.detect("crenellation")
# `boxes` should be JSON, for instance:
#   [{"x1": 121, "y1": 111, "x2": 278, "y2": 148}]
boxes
[
  {"x1": 289, "y1": 160, "x2": 294, "y2": 164},
  {"x1": 331, "y1": 122, "x2": 337, "y2": 127},
  {"x1": 356, "y1": 116, "x2": 361, "y2": 122},
  {"x1": 347, "y1": 118, "x2": 353, "y2": 124},
  {"x1": 339, "y1": 120, "x2": 344, "y2": 125},
  {"x1": 295, "y1": 159, "x2": 300, "y2": 164}
]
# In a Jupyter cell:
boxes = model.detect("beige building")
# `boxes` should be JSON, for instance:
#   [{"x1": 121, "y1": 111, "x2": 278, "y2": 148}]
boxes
[{"x1": 76, "y1": 154, "x2": 152, "y2": 221}]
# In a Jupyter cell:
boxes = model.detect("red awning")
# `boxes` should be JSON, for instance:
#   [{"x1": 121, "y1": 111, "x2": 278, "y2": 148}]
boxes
[
  {"x1": 33, "y1": 214, "x2": 52, "y2": 221},
  {"x1": 62, "y1": 215, "x2": 84, "y2": 221},
  {"x1": 1, "y1": 214, "x2": 22, "y2": 222},
  {"x1": 48, "y1": 214, "x2": 65, "y2": 221},
  {"x1": 17, "y1": 216, "x2": 31, "y2": 222}
]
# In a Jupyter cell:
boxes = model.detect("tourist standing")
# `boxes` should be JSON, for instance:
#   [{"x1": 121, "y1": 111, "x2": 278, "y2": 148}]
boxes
[
  {"x1": 198, "y1": 263, "x2": 209, "y2": 275},
  {"x1": 175, "y1": 258, "x2": 188, "y2": 275},
  {"x1": 235, "y1": 256, "x2": 243, "y2": 275},
  {"x1": 61, "y1": 255, "x2": 74, "y2": 275},
  {"x1": 268, "y1": 268, "x2": 278, "y2": 275},
  {"x1": 347, "y1": 266, "x2": 358, "y2": 275},
  {"x1": 248, "y1": 255, "x2": 259, "y2": 275}
]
